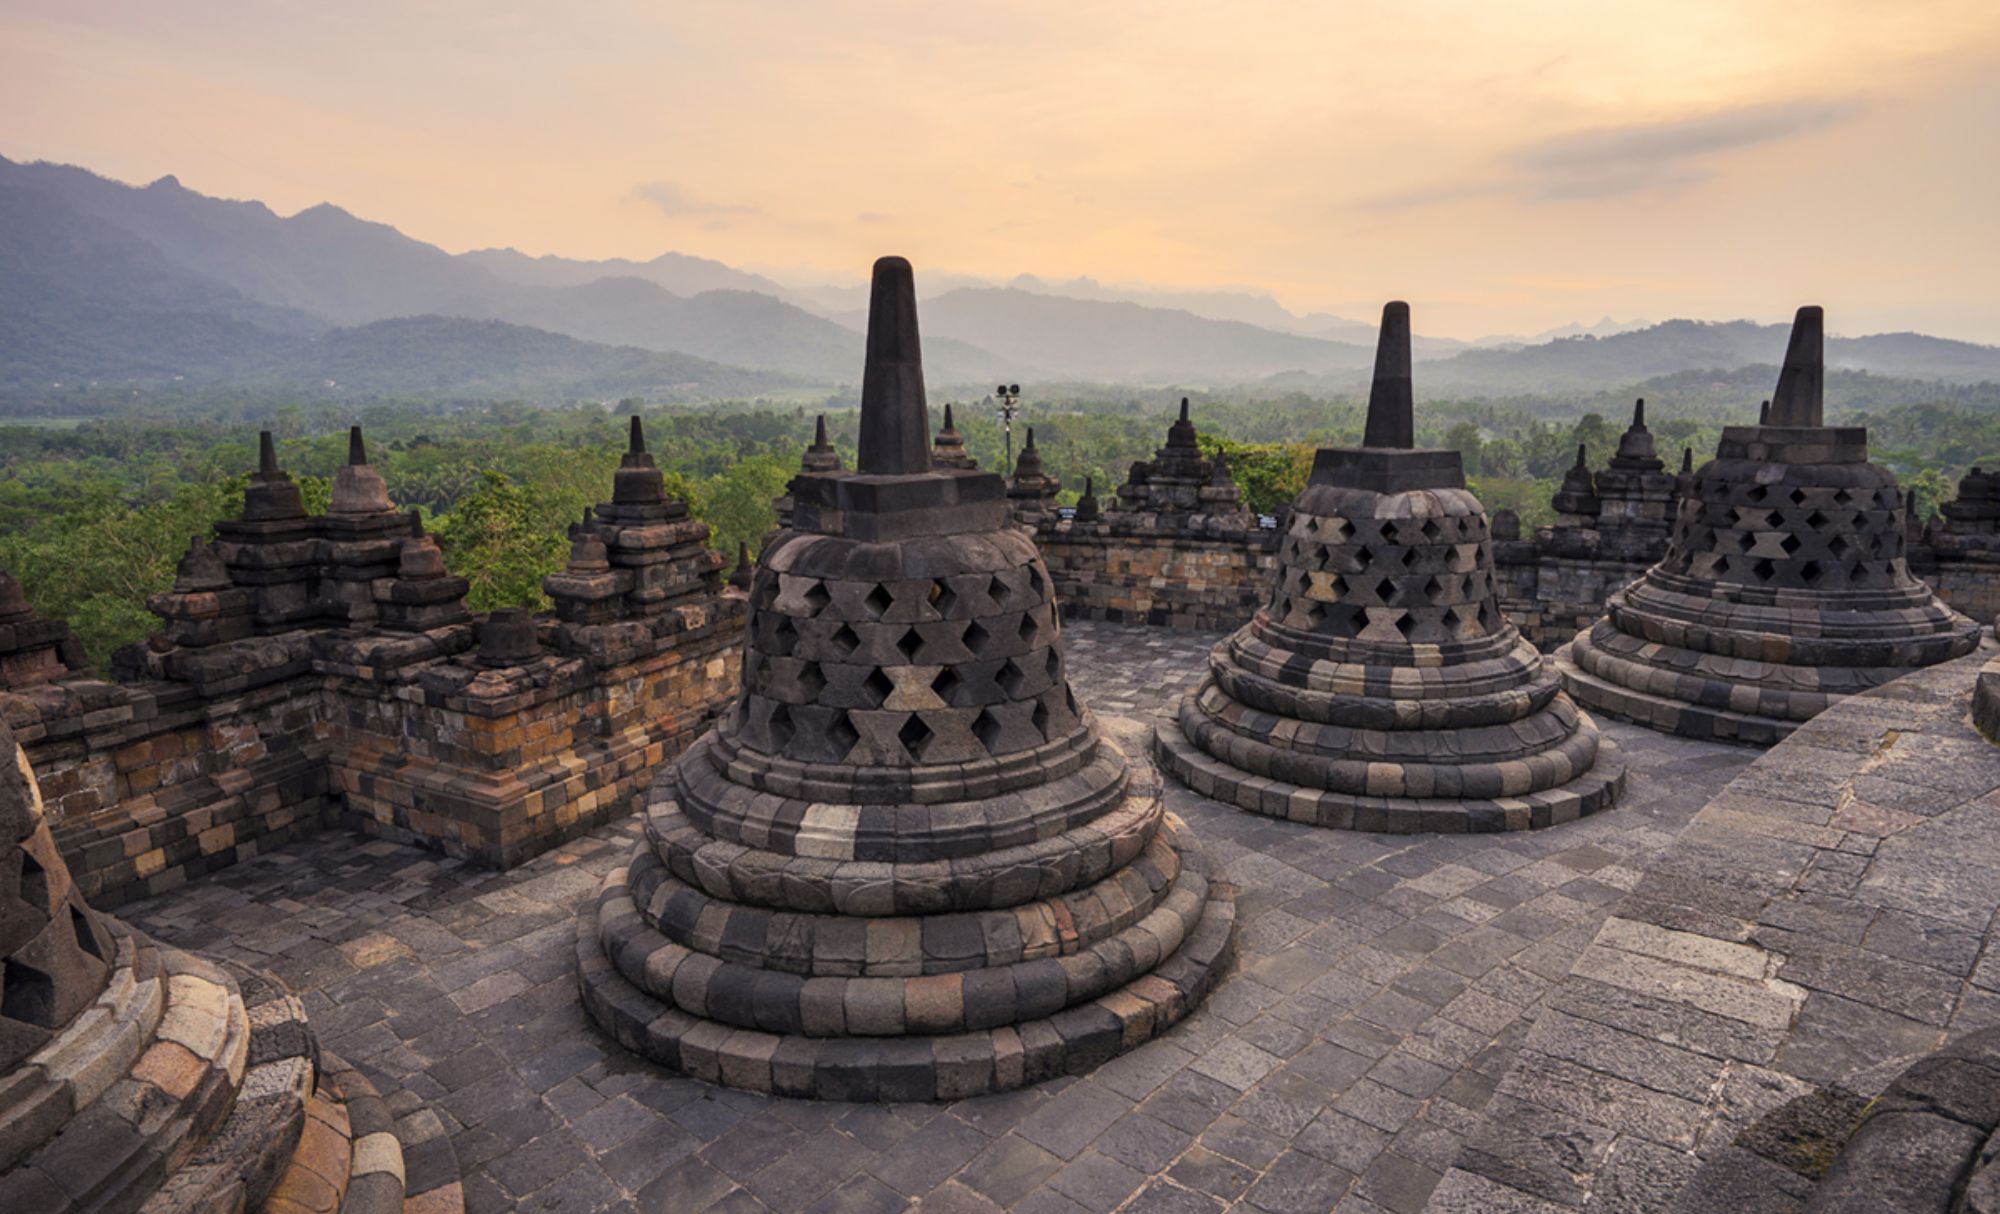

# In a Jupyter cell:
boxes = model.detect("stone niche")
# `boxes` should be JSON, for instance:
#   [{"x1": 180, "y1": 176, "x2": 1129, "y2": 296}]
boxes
[
  {"x1": 1036, "y1": 400, "x2": 1281, "y2": 632},
  {"x1": 5, "y1": 423, "x2": 743, "y2": 905}
]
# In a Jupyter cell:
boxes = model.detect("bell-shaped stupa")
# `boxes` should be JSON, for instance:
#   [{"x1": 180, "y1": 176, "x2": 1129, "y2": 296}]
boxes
[
  {"x1": 1560, "y1": 307, "x2": 1982, "y2": 744},
  {"x1": 577, "y1": 256, "x2": 1235, "y2": 1100},
  {"x1": 1152, "y1": 302, "x2": 1626, "y2": 831}
]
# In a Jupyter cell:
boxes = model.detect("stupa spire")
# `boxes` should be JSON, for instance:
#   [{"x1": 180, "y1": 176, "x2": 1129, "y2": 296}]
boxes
[
  {"x1": 259, "y1": 430, "x2": 280, "y2": 475},
  {"x1": 1362, "y1": 301, "x2": 1414, "y2": 449},
  {"x1": 629, "y1": 414, "x2": 646, "y2": 454},
  {"x1": 1768, "y1": 305, "x2": 1825, "y2": 427},
  {"x1": 855, "y1": 255, "x2": 930, "y2": 476},
  {"x1": 347, "y1": 425, "x2": 367, "y2": 465}
]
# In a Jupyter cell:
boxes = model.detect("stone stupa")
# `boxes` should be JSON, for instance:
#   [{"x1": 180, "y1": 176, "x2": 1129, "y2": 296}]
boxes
[
  {"x1": 1561, "y1": 306, "x2": 1983, "y2": 744},
  {"x1": 1153, "y1": 301, "x2": 1626, "y2": 831},
  {"x1": 576, "y1": 256, "x2": 1235, "y2": 1100}
]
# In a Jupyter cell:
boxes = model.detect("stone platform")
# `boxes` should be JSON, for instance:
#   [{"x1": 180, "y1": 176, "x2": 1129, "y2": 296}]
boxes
[
  {"x1": 1434, "y1": 637, "x2": 2000, "y2": 1212},
  {"x1": 114, "y1": 621, "x2": 1767, "y2": 1212}
]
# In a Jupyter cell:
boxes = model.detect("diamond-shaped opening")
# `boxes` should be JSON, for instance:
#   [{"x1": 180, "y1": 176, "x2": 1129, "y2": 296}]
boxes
[
  {"x1": 1752, "y1": 558, "x2": 1776, "y2": 582},
  {"x1": 1373, "y1": 577, "x2": 1397, "y2": 604},
  {"x1": 999, "y1": 658, "x2": 1028, "y2": 697},
  {"x1": 1799, "y1": 560, "x2": 1824, "y2": 586},
  {"x1": 797, "y1": 661, "x2": 827, "y2": 699},
  {"x1": 1045, "y1": 650, "x2": 1062, "y2": 682},
  {"x1": 897, "y1": 713, "x2": 934, "y2": 761},
  {"x1": 1017, "y1": 613, "x2": 1037, "y2": 647},
  {"x1": 18, "y1": 847, "x2": 48, "y2": 913},
  {"x1": 1302, "y1": 601, "x2": 1326, "y2": 629},
  {"x1": 1790, "y1": 487, "x2": 1809, "y2": 506},
  {"x1": 770, "y1": 615, "x2": 798, "y2": 657},
  {"x1": 1398, "y1": 547, "x2": 1417, "y2": 569},
  {"x1": 1828, "y1": 534, "x2": 1851, "y2": 559},
  {"x1": 1032, "y1": 698, "x2": 1052, "y2": 739},
  {"x1": 1833, "y1": 489, "x2": 1853, "y2": 507},
  {"x1": 1394, "y1": 611, "x2": 1418, "y2": 640},
  {"x1": 768, "y1": 703, "x2": 797, "y2": 752},
  {"x1": 1355, "y1": 546, "x2": 1375, "y2": 570},
  {"x1": 963, "y1": 619, "x2": 992, "y2": 657},
  {"x1": 863, "y1": 668, "x2": 895, "y2": 707},
  {"x1": 1779, "y1": 532, "x2": 1802, "y2": 555},
  {"x1": 931, "y1": 667, "x2": 963, "y2": 703},
  {"x1": 70, "y1": 906, "x2": 103, "y2": 962},
  {"x1": 1421, "y1": 518, "x2": 1442, "y2": 541},
  {"x1": 1422, "y1": 575, "x2": 1444, "y2": 602},
  {"x1": 1477, "y1": 601, "x2": 1494, "y2": 632},
  {"x1": 1331, "y1": 518, "x2": 1354, "y2": 543},
  {"x1": 1748, "y1": 486, "x2": 1768, "y2": 503},
  {"x1": 896, "y1": 628, "x2": 923, "y2": 662},
  {"x1": 1805, "y1": 510, "x2": 1828, "y2": 529},
  {"x1": 830, "y1": 711, "x2": 860, "y2": 755},
  {"x1": 1380, "y1": 520, "x2": 1400, "y2": 545},
  {"x1": 864, "y1": 584, "x2": 894, "y2": 619},
  {"x1": 1328, "y1": 574, "x2": 1347, "y2": 599},
  {"x1": 0, "y1": 957, "x2": 56, "y2": 1027},
  {"x1": 803, "y1": 581, "x2": 830, "y2": 616},
  {"x1": 972, "y1": 707, "x2": 1004, "y2": 754},
  {"x1": 929, "y1": 580, "x2": 955, "y2": 615},
  {"x1": 1027, "y1": 564, "x2": 1048, "y2": 600},
  {"x1": 987, "y1": 575, "x2": 1012, "y2": 609},
  {"x1": 829, "y1": 622, "x2": 860, "y2": 658}
]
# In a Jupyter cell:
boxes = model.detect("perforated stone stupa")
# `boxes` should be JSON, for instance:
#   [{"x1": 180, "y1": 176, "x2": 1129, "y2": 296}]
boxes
[
  {"x1": 576, "y1": 256, "x2": 1235, "y2": 1100},
  {"x1": 1152, "y1": 301, "x2": 1626, "y2": 831},
  {"x1": 1561, "y1": 306, "x2": 1983, "y2": 744}
]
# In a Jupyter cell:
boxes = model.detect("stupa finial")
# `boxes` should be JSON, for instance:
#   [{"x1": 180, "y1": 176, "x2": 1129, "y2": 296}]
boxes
[
  {"x1": 1362, "y1": 301, "x2": 1414, "y2": 449},
  {"x1": 259, "y1": 430, "x2": 279, "y2": 475},
  {"x1": 347, "y1": 426, "x2": 367, "y2": 466},
  {"x1": 1768, "y1": 305, "x2": 1825, "y2": 427},
  {"x1": 629, "y1": 414, "x2": 646, "y2": 455},
  {"x1": 856, "y1": 255, "x2": 931, "y2": 476}
]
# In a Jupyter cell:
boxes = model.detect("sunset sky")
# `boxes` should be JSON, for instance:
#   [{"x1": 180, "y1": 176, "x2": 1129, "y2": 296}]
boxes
[{"x1": 5, "y1": 0, "x2": 1998, "y2": 341}]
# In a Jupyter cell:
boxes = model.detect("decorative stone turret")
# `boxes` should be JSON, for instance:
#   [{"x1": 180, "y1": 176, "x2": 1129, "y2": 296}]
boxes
[
  {"x1": 1562, "y1": 307, "x2": 1983, "y2": 744},
  {"x1": 1592, "y1": 399, "x2": 1680, "y2": 562},
  {"x1": 214, "y1": 430, "x2": 321, "y2": 632},
  {"x1": 1005, "y1": 427, "x2": 1062, "y2": 525},
  {"x1": 577, "y1": 255, "x2": 1235, "y2": 1100},
  {"x1": 0, "y1": 570, "x2": 88, "y2": 691},
  {"x1": 1551, "y1": 446, "x2": 1600, "y2": 524},
  {"x1": 377, "y1": 523, "x2": 472, "y2": 633},
  {"x1": 1074, "y1": 476, "x2": 1102, "y2": 524},
  {"x1": 145, "y1": 536, "x2": 256, "y2": 649},
  {"x1": 727, "y1": 541, "x2": 755, "y2": 592},
  {"x1": 1153, "y1": 300, "x2": 1626, "y2": 831},
  {"x1": 772, "y1": 414, "x2": 843, "y2": 533},
  {"x1": 544, "y1": 416, "x2": 726, "y2": 665},
  {"x1": 1907, "y1": 466, "x2": 2000, "y2": 624},
  {"x1": 1109, "y1": 398, "x2": 1254, "y2": 531},
  {"x1": 0, "y1": 716, "x2": 460, "y2": 1212},
  {"x1": 930, "y1": 402, "x2": 977, "y2": 470},
  {"x1": 319, "y1": 427, "x2": 420, "y2": 627}
]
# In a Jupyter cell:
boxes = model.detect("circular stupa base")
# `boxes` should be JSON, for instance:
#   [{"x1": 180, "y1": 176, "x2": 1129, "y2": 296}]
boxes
[
  {"x1": 1152, "y1": 712, "x2": 1625, "y2": 833},
  {"x1": 575, "y1": 817, "x2": 1235, "y2": 1101}
]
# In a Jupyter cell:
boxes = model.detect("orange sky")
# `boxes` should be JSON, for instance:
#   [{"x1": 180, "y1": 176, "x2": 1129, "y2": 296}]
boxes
[{"x1": 5, "y1": 0, "x2": 1999, "y2": 340}]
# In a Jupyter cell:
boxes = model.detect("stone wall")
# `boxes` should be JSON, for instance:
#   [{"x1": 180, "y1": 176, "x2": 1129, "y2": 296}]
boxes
[
  {"x1": 0, "y1": 422, "x2": 746, "y2": 907},
  {"x1": 1490, "y1": 539, "x2": 1652, "y2": 653},
  {"x1": 1037, "y1": 520, "x2": 1280, "y2": 631}
]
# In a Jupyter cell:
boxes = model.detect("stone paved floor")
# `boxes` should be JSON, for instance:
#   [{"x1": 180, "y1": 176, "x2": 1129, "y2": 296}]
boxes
[{"x1": 118, "y1": 621, "x2": 1756, "y2": 1214}]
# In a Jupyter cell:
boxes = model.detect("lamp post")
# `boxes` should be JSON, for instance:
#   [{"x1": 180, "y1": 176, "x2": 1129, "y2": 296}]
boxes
[{"x1": 995, "y1": 384, "x2": 1022, "y2": 475}]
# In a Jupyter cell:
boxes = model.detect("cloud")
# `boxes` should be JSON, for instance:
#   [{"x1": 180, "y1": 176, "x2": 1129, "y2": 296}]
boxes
[
  {"x1": 855, "y1": 211, "x2": 893, "y2": 224},
  {"x1": 631, "y1": 180, "x2": 760, "y2": 219},
  {"x1": 1345, "y1": 96, "x2": 1867, "y2": 211},
  {"x1": 1514, "y1": 98, "x2": 1865, "y2": 199}
]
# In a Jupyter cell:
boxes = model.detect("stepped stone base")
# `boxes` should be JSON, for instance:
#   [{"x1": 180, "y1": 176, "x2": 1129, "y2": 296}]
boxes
[
  {"x1": 575, "y1": 810, "x2": 1236, "y2": 1101},
  {"x1": 1151, "y1": 713, "x2": 1624, "y2": 832}
]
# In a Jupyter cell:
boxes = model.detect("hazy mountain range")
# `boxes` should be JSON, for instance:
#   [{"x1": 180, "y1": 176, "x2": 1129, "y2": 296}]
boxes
[{"x1": 3, "y1": 154, "x2": 1997, "y2": 402}]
